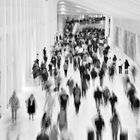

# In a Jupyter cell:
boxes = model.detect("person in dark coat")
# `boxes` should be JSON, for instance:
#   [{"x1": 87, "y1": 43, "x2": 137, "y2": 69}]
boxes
[
  {"x1": 73, "y1": 83, "x2": 81, "y2": 114},
  {"x1": 82, "y1": 76, "x2": 88, "y2": 97},
  {"x1": 112, "y1": 55, "x2": 117, "y2": 66},
  {"x1": 43, "y1": 47, "x2": 47, "y2": 57},
  {"x1": 51, "y1": 56, "x2": 56, "y2": 68},
  {"x1": 73, "y1": 57, "x2": 77, "y2": 71},
  {"x1": 94, "y1": 87, "x2": 103, "y2": 110},
  {"x1": 57, "y1": 55, "x2": 61, "y2": 69},
  {"x1": 43, "y1": 47, "x2": 47, "y2": 64},
  {"x1": 26, "y1": 94, "x2": 36, "y2": 120},
  {"x1": 59, "y1": 88, "x2": 69, "y2": 111},
  {"x1": 124, "y1": 59, "x2": 130, "y2": 74},
  {"x1": 41, "y1": 112, "x2": 51, "y2": 132},
  {"x1": 102, "y1": 87, "x2": 110, "y2": 105},
  {"x1": 63, "y1": 62, "x2": 68, "y2": 77},
  {"x1": 48, "y1": 62, "x2": 53, "y2": 76},
  {"x1": 99, "y1": 68, "x2": 105, "y2": 87},
  {"x1": 91, "y1": 67, "x2": 97, "y2": 85},
  {"x1": 109, "y1": 92, "x2": 117, "y2": 114},
  {"x1": 79, "y1": 64, "x2": 85, "y2": 81},
  {"x1": 94, "y1": 112, "x2": 105, "y2": 140},
  {"x1": 108, "y1": 64, "x2": 116, "y2": 82}
]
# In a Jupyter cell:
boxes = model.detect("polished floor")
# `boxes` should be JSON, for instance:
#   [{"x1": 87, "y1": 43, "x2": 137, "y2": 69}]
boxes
[{"x1": 0, "y1": 47, "x2": 140, "y2": 140}]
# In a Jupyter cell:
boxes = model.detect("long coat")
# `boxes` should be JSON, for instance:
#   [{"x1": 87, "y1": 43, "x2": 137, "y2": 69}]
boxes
[{"x1": 27, "y1": 98, "x2": 36, "y2": 114}]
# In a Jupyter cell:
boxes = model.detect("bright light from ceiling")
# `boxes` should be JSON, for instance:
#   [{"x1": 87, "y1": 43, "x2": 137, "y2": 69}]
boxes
[
  {"x1": 60, "y1": 7, "x2": 66, "y2": 11},
  {"x1": 59, "y1": 1, "x2": 65, "y2": 4},
  {"x1": 60, "y1": 11, "x2": 66, "y2": 15},
  {"x1": 76, "y1": 5, "x2": 81, "y2": 8}
]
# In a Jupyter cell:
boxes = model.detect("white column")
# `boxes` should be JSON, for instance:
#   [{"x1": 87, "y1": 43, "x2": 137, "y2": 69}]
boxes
[
  {"x1": 109, "y1": 17, "x2": 115, "y2": 47},
  {"x1": 0, "y1": 0, "x2": 7, "y2": 113},
  {"x1": 136, "y1": 35, "x2": 140, "y2": 67},
  {"x1": 57, "y1": 14, "x2": 65, "y2": 36},
  {"x1": 105, "y1": 16, "x2": 110, "y2": 39},
  {"x1": 51, "y1": 0, "x2": 57, "y2": 46}
]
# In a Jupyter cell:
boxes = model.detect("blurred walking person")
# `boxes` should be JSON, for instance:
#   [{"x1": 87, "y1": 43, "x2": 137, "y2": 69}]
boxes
[
  {"x1": 67, "y1": 77, "x2": 74, "y2": 95},
  {"x1": 131, "y1": 65, "x2": 137, "y2": 83},
  {"x1": 63, "y1": 62, "x2": 68, "y2": 77},
  {"x1": 44, "y1": 92, "x2": 55, "y2": 119},
  {"x1": 94, "y1": 87, "x2": 103, "y2": 111},
  {"x1": 124, "y1": 59, "x2": 130, "y2": 74},
  {"x1": 59, "y1": 88, "x2": 69, "y2": 111},
  {"x1": 50, "y1": 124, "x2": 59, "y2": 140},
  {"x1": 57, "y1": 108, "x2": 67, "y2": 132},
  {"x1": 9, "y1": 90, "x2": 20, "y2": 123},
  {"x1": 94, "y1": 112, "x2": 105, "y2": 140},
  {"x1": 73, "y1": 83, "x2": 81, "y2": 114},
  {"x1": 109, "y1": 92, "x2": 118, "y2": 114},
  {"x1": 26, "y1": 94, "x2": 37, "y2": 120},
  {"x1": 110, "y1": 111, "x2": 121, "y2": 140}
]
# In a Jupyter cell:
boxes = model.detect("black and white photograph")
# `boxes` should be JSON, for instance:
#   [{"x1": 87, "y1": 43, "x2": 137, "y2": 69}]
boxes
[{"x1": 0, "y1": 0, "x2": 140, "y2": 140}]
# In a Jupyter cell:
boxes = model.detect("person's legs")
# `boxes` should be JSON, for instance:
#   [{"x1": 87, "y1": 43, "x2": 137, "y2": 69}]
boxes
[
  {"x1": 75, "y1": 102, "x2": 80, "y2": 114},
  {"x1": 14, "y1": 110, "x2": 17, "y2": 122},
  {"x1": 96, "y1": 131, "x2": 99, "y2": 140},
  {"x1": 114, "y1": 131, "x2": 118, "y2": 140},
  {"x1": 125, "y1": 69, "x2": 128, "y2": 74},
  {"x1": 32, "y1": 114, "x2": 34, "y2": 121},
  {"x1": 112, "y1": 131, "x2": 115, "y2": 140},
  {"x1": 99, "y1": 131, "x2": 102, "y2": 140},
  {"x1": 11, "y1": 109, "x2": 14, "y2": 122},
  {"x1": 29, "y1": 114, "x2": 31, "y2": 120}
]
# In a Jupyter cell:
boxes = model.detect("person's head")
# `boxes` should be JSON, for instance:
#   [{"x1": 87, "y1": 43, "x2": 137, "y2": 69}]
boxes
[
  {"x1": 30, "y1": 94, "x2": 34, "y2": 98},
  {"x1": 112, "y1": 91, "x2": 115, "y2": 96},
  {"x1": 13, "y1": 90, "x2": 16, "y2": 97}
]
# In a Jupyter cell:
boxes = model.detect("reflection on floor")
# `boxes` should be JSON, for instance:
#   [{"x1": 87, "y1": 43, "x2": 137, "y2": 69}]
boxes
[{"x1": 0, "y1": 47, "x2": 140, "y2": 140}]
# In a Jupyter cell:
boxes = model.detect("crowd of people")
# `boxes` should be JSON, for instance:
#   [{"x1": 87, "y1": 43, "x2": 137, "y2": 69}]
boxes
[
  {"x1": 64, "y1": 16, "x2": 105, "y2": 26},
  {"x1": 8, "y1": 18, "x2": 140, "y2": 140}
]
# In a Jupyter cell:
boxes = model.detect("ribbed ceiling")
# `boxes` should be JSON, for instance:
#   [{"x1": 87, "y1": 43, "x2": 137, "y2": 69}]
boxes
[{"x1": 57, "y1": 0, "x2": 102, "y2": 15}]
